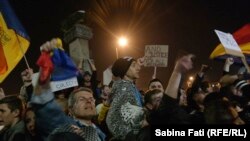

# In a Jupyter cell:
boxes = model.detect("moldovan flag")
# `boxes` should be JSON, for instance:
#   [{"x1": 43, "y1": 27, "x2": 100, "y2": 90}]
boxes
[
  {"x1": 210, "y1": 24, "x2": 250, "y2": 63},
  {"x1": 0, "y1": 0, "x2": 30, "y2": 83}
]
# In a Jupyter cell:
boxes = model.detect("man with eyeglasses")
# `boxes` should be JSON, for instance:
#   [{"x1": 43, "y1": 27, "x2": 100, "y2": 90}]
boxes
[
  {"x1": 52, "y1": 87, "x2": 105, "y2": 141},
  {"x1": 25, "y1": 74, "x2": 105, "y2": 141},
  {"x1": 23, "y1": 38, "x2": 106, "y2": 141}
]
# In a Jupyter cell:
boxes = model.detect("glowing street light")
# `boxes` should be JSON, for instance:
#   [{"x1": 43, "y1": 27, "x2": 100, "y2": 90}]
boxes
[
  {"x1": 118, "y1": 37, "x2": 128, "y2": 47},
  {"x1": 189, "y1": 76, "x2": 194, "y2": 81},
  {"x1": 116, "y1": 37, "x2": 128, "y2": 59},
  {"x1": 187, "y1": 76, "x2": 194, "y2": 88}
]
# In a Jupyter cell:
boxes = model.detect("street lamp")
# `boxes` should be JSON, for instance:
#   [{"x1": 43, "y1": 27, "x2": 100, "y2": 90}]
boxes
[
  {"x1": 187, "y1": 76, "x2": 194, "y2": 88},
  {"x1": 116, "y1": 37, "x2": 128, "y2": 59},
  {"x1": 118, "y1": 37, "x2": 128, "y2": 47},
  {"x1": 189, "y1": 76, "x2": 194, "y2": 81}
]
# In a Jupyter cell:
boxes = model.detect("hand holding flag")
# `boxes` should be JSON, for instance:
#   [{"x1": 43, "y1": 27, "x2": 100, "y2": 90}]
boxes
[
  {"x1": 21, "y1": 68, "x2": 33, "y2": 87},
  {"x1": 37, "y1": 38, "x2": 78, "y2": 85}
]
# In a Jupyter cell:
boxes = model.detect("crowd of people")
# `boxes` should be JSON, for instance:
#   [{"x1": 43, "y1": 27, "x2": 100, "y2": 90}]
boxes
[{"x1": 0, "y1": 38, "x2": 250, "y2": 141}]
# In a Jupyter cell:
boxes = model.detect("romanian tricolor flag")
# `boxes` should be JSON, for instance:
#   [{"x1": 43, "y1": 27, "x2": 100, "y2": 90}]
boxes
[
  {"x1": 210, "y1": 24, "x2": 250, "y2": 64},
  {"x1": 36, "y1": 39, "x2": 78, "y2": 84},
  {"x1": 0, "y1": 0, "x2": 30, "y2": 83}
]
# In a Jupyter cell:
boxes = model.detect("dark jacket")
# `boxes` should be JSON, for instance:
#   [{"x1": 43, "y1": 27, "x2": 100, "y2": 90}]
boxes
[{"x1": 1, "y1": 121, "x2": 27, "y2": 141}]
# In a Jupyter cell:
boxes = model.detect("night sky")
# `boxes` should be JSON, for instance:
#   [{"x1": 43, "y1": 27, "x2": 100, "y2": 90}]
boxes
[{"x1": 1, "y1": 0, "x2": 250, "y2": 94}]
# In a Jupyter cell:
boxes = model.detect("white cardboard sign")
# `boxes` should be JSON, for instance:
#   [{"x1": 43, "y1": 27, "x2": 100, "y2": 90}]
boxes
[
  {"x1": 214, "y1": 29, "x2": 244, "y2": 57},
  {"x1": 103, "y1": 66, "x2": 112, "y2": 85},
  {"x1": 144, "y1": 45, "x2": 169, "y2": 67},
  {"x1": 50, "y1": 77, "x2": 78, "y2": 92},
  {"x1": 32, "y1": 73, "x2": 78, "y2": 92}
]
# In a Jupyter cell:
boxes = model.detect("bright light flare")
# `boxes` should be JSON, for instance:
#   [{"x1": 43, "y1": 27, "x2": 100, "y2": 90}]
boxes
[
  {"x1": 189, "y1": 76, "x2": 194, "y2": 81},
  {"x1": 118, "y1": 37, "x2": 128, "y2": 47}
]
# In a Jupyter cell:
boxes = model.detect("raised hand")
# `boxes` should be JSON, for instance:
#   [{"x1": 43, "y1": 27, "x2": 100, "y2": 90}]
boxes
[
  {"x1": 225, "y1": 57, "x2": 234, "y2": 66},
  {"x1": 224, "y1": 57, "x2": 234, "y2": 73},
  {"x1": 87, "y1": 59, "x2": 96, "y2": 71},
  {"x1": 21, "y1": 68, "x2": 33, "y2": 87},
  {"x1": 200, "y1": 64, "x2": 211, "y2": 73},
  {"x1": 175, "y1": 54, "x2": 194, "y2": 73},
  {"x1": 165, "y1": 54, "x2": 194, "y2": 99},
  {"x1": 137, "y1": 57, "x2": 145, "y2": 66},
  {"x1": 40, "y1": 38, "x2": 62, "y2": 52}
]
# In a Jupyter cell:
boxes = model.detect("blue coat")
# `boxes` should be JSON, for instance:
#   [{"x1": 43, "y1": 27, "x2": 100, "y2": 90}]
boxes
[{"x1": 30, "y1": 88, "x2": 106, "y2": 141}]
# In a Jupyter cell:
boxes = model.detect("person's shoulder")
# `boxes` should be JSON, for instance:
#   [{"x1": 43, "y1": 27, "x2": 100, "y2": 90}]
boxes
[
  {"x1": 11, "y1": 121, "x2": 26, "y2": 133},
  {"x1": 113, "y1": 80, "x2": 131, "y2": 88},
  {"x1": 49, "y1": 124, "x2": 86, "y2": 141},
  {"x1": 12, "y1": 132, "x2": 27, "y2": 141},
  {"x1": 49, "y1": 132, "x2": 85, "y2": 141}
]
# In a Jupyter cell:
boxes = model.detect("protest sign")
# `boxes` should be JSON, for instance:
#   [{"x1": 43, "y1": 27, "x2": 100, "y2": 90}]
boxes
[
  {"x1": 214, "y1": 30, "x2": 244, "y2": 57},
  {"x1": 144, "y1": 45, "x2": 169, "y2": 67},
  {"x1": 215, "y1": 29, "x2": 250, "y2": 72},
  {"x1": 32, "y1": 72, "x2": 78, "y2": 92},
  {"x1": 50, "y1": 77, "x2": 78, "y2": 92},
  {"x1": 103, "y1": 66, "x2": 112, "y2": 85}
]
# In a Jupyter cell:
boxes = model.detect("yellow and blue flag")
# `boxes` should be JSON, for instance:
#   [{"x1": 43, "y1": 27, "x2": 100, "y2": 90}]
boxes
[{"x1": 0, "y1": 0, "x2": 30, "y2": 83}]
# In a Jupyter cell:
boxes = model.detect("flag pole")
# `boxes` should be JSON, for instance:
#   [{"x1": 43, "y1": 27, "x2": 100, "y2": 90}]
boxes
[
  {"x1": 15, "y1": 34, "x2": 30, "y2": 69},
  {"x1": 241, "y1": 57, "x2": 250, "y2": 73},
  {"x1": 152, "y1": 66, "x2": 157, "y2": 79}
]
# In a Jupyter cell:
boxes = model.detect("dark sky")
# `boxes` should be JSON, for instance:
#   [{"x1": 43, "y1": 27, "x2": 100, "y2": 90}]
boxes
[{"x1": 1, "y1": 0, "x2": 250, "y2": 94}]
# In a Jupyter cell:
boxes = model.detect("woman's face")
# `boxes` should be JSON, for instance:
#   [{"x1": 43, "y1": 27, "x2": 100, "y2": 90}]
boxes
[{"x1": 25, "y1": 110, "x2": 36, "y2": 136}]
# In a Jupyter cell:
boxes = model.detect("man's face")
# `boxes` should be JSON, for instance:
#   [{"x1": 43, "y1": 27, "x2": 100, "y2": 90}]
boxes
[
  {"x1": 103, "y1": 86, "x2": 111, "y2": 95},
  {"x1": 126, "y1": 61, "x2": 141, "y2": 80},
  {"x1": 149, "y1": 81, "x2": 164, "y2": 92},
  {"x1": 0, "y1": 103, "x2": 16, "y2": 127},
  {"x1": 72, "y1": 91, "x2": 97, "y2": 120},
  {"x1": 84, "y1": 75, "x2": 91, "y2": 82}
]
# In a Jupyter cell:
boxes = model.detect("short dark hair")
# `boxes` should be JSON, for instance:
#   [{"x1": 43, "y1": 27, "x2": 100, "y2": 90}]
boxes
[
  {"x1": 0, "y1": 95, "x2": 24, "y2": 118},
  {"x1": 148, "y1": 78, "x2": 163, "y2": 88},
  {"x1": 83, "y1": 71, "x2": 91, "y2": 77}
]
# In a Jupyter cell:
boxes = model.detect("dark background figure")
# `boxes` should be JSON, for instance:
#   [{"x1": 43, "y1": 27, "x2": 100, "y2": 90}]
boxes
[{"x1": 24, "y1": 107, "x2": 43, "y2": 141}]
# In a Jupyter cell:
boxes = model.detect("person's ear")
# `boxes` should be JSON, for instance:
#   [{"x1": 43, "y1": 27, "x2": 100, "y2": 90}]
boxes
[
  {"x1": 146, "y1": 103, "x2": 153, "y2": 110},
  {"x1": 68, "y1": 107, "x2": 74, "y2": 117},
  {"x1": 12, "y1": 109, "x2": 20, "y2": 118}
]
